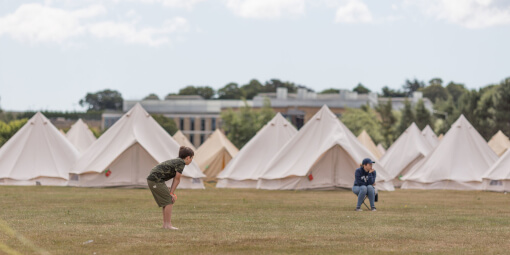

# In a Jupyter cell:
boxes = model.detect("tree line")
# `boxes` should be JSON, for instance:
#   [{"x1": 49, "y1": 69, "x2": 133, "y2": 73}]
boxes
[
  {"x1": 1, "y1": 76, "x2": 509, "y2": 149},
  {"x1": 340, "y1": 77, "x2": 510, "y2": 149}
]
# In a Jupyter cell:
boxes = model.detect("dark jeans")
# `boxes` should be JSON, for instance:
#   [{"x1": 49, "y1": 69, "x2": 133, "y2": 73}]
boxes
[{"x1": 352, "y1": 185, "x2": 375, "y2": 209}]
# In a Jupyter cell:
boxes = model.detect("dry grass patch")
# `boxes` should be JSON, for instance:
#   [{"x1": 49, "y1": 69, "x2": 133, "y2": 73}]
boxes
[{"x1": 0, "y1": 185, "x2": 509, "y2": 254}]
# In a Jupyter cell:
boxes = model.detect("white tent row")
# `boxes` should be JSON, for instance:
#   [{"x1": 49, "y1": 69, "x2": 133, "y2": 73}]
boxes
[
  {"x1": 69, "y1": 103, "x2": 205, "y2": 189},
  {"x1": 401, "y1": 115, "x2": 498, "y2": 190},
  {"x1": 256, "y1": 105, "x2": 394, "y2": 191},
  {"x1": 421, "y1": 125, "x2": 439, "y2": 148},
  {"x1": 0, "y1": 112, "x2": 80, "y2": 186},
  {"x1": 376, "y1": 144, "x2": 386, "y2": 156},
  {"x1": 483, "y1": 145, "x2": 510, "y2": 192},
  {"x1": 487, "y1": 130, "x2": 510, "y2": 157},
  {"x1": 216, "y1": 113, "x2": 297, "y2": 188},
  {"x1": 194, "y1": 129, "x2": 239, "y2": 182},
  {"x1": 173, "y1": 130, "x2": 196, "y2": 151},
  {"x1": 380, "y1": 123, "x2": 433, "y2": 187},
  {"x1": 66, "y1": 118, "x2": 97, "y2": 153},
  {"x1": 357, "y1": 130, "x2": 383, "y2": 160}
]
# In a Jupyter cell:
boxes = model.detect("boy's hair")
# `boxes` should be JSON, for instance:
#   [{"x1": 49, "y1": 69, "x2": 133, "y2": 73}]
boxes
[{"x1": 178, "y1": 146, "x2": 194, "y2": 159}]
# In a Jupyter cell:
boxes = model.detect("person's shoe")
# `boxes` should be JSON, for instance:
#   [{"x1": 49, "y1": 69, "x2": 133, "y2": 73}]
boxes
[
  {"x1": 355, "y1": 208, "x2": 362, "y2": 211},
  {"x1": 371, "y1": 207, "x2": 377, "y2": 211}
]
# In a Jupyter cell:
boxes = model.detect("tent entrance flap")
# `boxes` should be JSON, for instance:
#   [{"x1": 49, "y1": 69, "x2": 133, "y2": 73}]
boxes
[
  {"x1": 79, "y1": 142, "x2": 159, "y2": 187},
  {"x1": 296, "y1": 145, "x2": 358, "y2": 189}
]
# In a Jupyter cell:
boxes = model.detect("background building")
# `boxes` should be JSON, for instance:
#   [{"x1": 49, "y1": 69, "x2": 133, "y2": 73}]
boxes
[{"x1": 103, "y1": 88, "x2": 433, "y2": 147}]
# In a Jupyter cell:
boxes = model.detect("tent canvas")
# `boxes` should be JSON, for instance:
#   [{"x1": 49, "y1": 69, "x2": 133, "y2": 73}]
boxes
[
  {"x1": 0, "y1": 112, "x2": 80, "y2": 186},
  {"x1": 482, "y1": 147, "x2": 510, "y2": 192},
  {"x1": 194, "y1": 129, "x2": 239, "y2": 182},
  {"x1": 376, "y1": 143, "x2": 386, "y2": 156},
  {"x1": 401, "y1": 115, "x2": 498, "y2": 190},
  {"x1": 216, "y1": 113, "x2": 297, "y2": 188},
  {"x1": 70, "y1": 103, "x2": 205, "y2": 189},
  {"x1": 421, "y1": 125, "x2": 439, "y2": 148},
  {"x1": 488, "y1": 130, "x2": 510, "y2": 157},
  {"x1": 357, "y1": 130, "x2": 383, "y2": 160},
  {"x1": 173, "y1": 130, "x2": 196, "y2": 151},
  {"x1": 257, "y1": 105, "x2": 394, "y2": 191},
  {"x1": 379, "y1": 123, "x2": 433, "y2": 187},
  {"x1": 66, "y1": 118, "x2": 97, "y2": 153}
]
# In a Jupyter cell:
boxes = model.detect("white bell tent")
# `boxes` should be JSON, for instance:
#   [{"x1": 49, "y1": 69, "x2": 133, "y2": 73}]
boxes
[
  {"x1": 69, "y1": 103, "x2": 205, "y2": 188},
  {"x1": 0, "y1": 112, "x2": 80, "y2": 186},
  {"x1": 401, "y1": 115, "x2": 498, "y2": 190},
  {"x1": 173, "y1": 130, "x2": 196, "y2": 151},
  {"x1": 194, "y1": 129, "x2": 239, "y2": 182},
  {"x1": 256, "y1": 105, "x2": 394, "y2": 191},
  {"x1": 379, "y1": 123, "x2": 433, "y2": 187},
  {"x1": 66, "y1": 118, "x2": 97, "y2": 153},
  {"x1": 216, "y1": 113, "x2": 297, "y2": 188}
]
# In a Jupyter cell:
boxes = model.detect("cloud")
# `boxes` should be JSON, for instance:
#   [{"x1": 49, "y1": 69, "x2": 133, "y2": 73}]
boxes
[
  {"x1": 0, "y1": 3, "x2": 105, "y2": 44},
  {"x1": 225, "y1": 0, "x2": 305, "y2": 19},
  {"x1": 408, "y1": 0, "x2": 510, "y2": 29},
  {"x1": 88, "y1": 17, "x2": 189, "y2": 46},
  {"x1": 111, "y1": 0, "x2": 205, "y2": 9},
  {"x1": 334, "y1": 0, "x2": 373, "y2": 23},
  {"x1": 0, "y1": 3, "x2": 189, "y2": 46}
]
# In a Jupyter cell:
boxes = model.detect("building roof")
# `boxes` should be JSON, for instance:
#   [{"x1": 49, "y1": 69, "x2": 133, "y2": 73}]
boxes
[{"x1": 123, "y1": 99, "x2": 252, "y2": 114}]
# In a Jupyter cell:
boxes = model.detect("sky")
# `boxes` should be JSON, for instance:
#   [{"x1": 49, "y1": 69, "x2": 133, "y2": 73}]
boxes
[{"x1": 1, "y1": 0, "x2": 509, "y2": 112}]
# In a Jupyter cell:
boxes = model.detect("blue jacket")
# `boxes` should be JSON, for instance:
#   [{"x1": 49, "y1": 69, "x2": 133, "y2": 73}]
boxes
[{"x1": 353, "y1": 167, "x2": 376, "y2": 186}]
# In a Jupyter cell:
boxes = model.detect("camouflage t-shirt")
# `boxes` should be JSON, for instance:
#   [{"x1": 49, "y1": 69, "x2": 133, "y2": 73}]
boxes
[{"x1": 147, "y1": 158, "x2": 185, "y2": 183}]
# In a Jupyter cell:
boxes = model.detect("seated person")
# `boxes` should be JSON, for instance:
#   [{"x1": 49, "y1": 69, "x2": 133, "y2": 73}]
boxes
[{"x1": 352, "y1": 158, "x2": 377, "y2": 211}]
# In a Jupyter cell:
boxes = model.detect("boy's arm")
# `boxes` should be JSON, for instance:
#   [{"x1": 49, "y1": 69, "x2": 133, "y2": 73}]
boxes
[{"x1": 169, "y1": 172, "x2": 182, "y2": 201}]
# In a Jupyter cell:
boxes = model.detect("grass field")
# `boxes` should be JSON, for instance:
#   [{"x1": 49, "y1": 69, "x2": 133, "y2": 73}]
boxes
[{"x1": 1, "y1": 184, "x2": 509, "y2": 255}]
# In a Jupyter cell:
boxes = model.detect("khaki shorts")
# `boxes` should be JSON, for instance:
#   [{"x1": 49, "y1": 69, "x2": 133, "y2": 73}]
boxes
[{"x1": 147, "y1": 180, "x2": 174, "y2": 207}]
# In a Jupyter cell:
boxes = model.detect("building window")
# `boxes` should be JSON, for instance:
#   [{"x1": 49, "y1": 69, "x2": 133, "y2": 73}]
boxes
[
  {"x1": 190, "y1": 117, "x2": 195, "y2": 130},
  {"x1": 200, "y1": 134, "x2": 205, "y2": 145},
  {"x1": 180, "y1": 118, "x2": 184, "y2": 130},
  {"x1": 189, "y1": 134, "x2": 194, "y2": 145},
  {"x1": 211, "y1": 118, "x2": 216, "y2": 130},
  {"x1": 201, "y1": 118, "x2": 205, "y2": 131}
]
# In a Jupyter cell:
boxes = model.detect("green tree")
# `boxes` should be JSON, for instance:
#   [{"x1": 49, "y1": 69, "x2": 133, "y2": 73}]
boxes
[
  {"x1": 263, "y1": 79, "x2": 301, "y2": 93},
  {"x1": 0, "y1": 111, "x2": 16, "y2": 122},
  {"x1": 143, "y1": 93, "x2": 160, "y2": 100},
  {"x1": 218, "y1": 83, "x2": 243, "y2": 99},
  {"x1": 0, "y1": 119, "x2": 28, "y2": 146},
  {"x1": 381, "y1": 86, "x2": 406, "y2": 97},
  {"x1": 341, "y1": 107, "x2": 384, "y2": 145},
  {"x1": 258, "y1": 97, "x2": 275, "y2": 126},
  {"x1": 179, "y1": 86, "x2": 215, "y2": 99},
  {"x1": 445, "y1": 82, "x2": 467, "y2": 103},
  {"x1": 353, "y1": 83, "x2": 371, "y2": 94},
  {"x1": 220, "y1": 99, "x2": 275, "y2": 148},
  {"x1": 434, "y1": 96, "x2": 458, "y2": 135},
  {"x1": 429, "y1": 78, "x2": 443, "y2": 86},
  {"x1": 18, "y1": 110, "x2": 102, "y2": 120},
  {"x1": 493, "y1": 77, "x2": 510, "y2": 137},
  {"x1": 472, "y1": 87, "x2": 497, "y2": 139},
  {"x1": 402, "y1": 79, "x2": 425, "y2": 96},
  {"x1": 415, "y1": 99, "x2": 432, "y2": 130},
  {"x1": 151, "y1": 114, "x2": 178, "y2": 136},
  {"x1": 319, "y1": 88, "x2": 340, "y2": 94},
  {"x1": 454, "y1": 89, "x2": 480, "y2": 129},
  {"x1": 240, "y1": 79, "x2": 264, "y2": 99},
  {"x1": 79, "y1": 89, "x2": 123, "y2": 111},
  {"x1": 421, "y1": 84, "x2": 449, "y2": 103},
  {"x1": 376, "y1": 99, "x2": 397, "y2": 147},
  {"x1": 397, "y1": 99, "x2": 415, "y2": 136}
]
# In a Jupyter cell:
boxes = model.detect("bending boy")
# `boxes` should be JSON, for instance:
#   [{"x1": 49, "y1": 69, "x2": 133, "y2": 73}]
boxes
[{"x1": 147, "y1": 146, "x2": 194, "y2": 229}]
